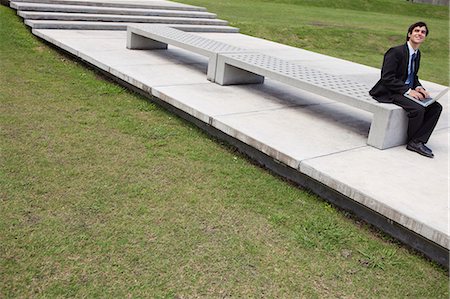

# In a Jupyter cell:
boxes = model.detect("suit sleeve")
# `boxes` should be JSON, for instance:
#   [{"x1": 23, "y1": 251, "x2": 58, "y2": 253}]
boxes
[{"x1": 380, "y1": 47, "x2": 410, "y2": 95}]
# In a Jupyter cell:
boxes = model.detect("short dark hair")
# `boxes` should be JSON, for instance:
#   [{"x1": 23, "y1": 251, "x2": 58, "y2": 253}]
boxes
[{"x1": 406, "y1": 22, "x2": 429, "y2": 41}]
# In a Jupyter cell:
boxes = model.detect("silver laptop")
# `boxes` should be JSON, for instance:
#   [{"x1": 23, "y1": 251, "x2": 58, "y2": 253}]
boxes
[{"x1": 403, "y1": 88, "x2": 448, "y2": 107}]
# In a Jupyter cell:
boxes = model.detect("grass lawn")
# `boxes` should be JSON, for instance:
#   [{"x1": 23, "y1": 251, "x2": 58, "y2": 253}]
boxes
[
  {"x1": 178, "y1": 0, "x2": 449, "y2": 86},
  {"x1": 0, "y1": 2, "x2": 449, "y2": 298}
]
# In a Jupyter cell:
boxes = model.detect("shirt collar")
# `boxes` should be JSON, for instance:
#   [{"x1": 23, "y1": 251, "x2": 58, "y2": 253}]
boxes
[{"x1": 407, "y1": 41, "x2": 418, "y2": 56}]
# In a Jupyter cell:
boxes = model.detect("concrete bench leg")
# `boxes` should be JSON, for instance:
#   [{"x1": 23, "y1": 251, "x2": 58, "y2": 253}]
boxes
[
  {"x1": 367, "y1": 107, "x2": 408, "y2": 149},
  {"x1": 206, "y1": 54, "x2": 218, "y2": 82},
  {"x1": 215, "y1": 57, "x2": 264, "y2": 85},
  {"x1": 126, "y1": 31, "x2": 168, "y2": 50}
]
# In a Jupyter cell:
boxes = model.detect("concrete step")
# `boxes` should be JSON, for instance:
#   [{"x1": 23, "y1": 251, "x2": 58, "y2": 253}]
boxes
[
  {"x1": 11, "y1": 0, "x2": 207, "y2": 11},
  {"x1": 10, "y1": 2, "x2": 216, "y2": 18},
  {"x1": 18, "y1": 11, "x2": 228, "y2": 26},
  {"x1": 24, "y1": 19, "x2": 239, "y2": 32}
]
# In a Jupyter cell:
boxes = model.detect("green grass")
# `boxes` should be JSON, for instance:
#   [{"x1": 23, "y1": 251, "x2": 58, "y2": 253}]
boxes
[
  {"x1": 178, "y1": 0, "x2": 449, "y2": 86},
  {"x1": 0, "y1": 3, "x2": 449, "y2": 298}
]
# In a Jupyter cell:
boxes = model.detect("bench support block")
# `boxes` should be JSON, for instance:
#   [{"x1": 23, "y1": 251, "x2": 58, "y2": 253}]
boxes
[
  {"x1": 216, "y1": 62, "x2": 264, "y2": 85},
  {"x1": 127, "y1": 31, "x2": 168, "y2": 50},
  {"x1": 206, "y1": 55, "x2": 217, "y2": 82},
  {"x1": 368, "y1": 107, "x2": 408, "y2": 149}
]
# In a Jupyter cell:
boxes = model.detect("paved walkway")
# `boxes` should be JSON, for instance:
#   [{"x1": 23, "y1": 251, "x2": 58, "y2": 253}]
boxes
[{"x1": 31, "y1": 22, "x2": 449, "y2": 264}]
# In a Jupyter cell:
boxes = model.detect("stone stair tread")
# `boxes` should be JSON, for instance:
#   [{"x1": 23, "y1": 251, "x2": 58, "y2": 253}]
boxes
[
  {"x1": 11, "y1": 2, "x2": 216, "y2": 18},
  {"x1": 11, "y1": 0, "x2": 207, "y2": 11},
  {"x1": 18, "y1": 11, "x2": 228, "y2": 25},
  {"x1": 24, "y1": 19, "x2": 239, "y2": 32}
]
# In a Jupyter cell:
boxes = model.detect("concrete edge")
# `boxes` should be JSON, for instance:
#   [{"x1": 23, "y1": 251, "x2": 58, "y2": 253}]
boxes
[
  {"x1": 26, "y1": 20, "x2": 240, "y2": 32},
  {"x1": 17, "y1": 11, "x2": 229, "y2": 26},
  {"x1": 31, "y1": 31, "x2": 450, "y2": 269},
  {"x1": 299, "y1": 161, "x2": 449, "y2": 250},
  {"x1": 11, "y1": 0, "x2": 208, "y2": 11},
  {"x1": 32, "y1": 28, "x2": 79, "y2": 56},
  {"x1": 10, "y1": 2, "x2": 217, "y2": 18}
]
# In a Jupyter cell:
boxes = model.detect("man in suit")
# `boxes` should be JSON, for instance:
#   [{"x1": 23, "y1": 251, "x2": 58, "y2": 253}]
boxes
[{"x1": 370, "y1": 21, "x2": 442, "y2": 158}]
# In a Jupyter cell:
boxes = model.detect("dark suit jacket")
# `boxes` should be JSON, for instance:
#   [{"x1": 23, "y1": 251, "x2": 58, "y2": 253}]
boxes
[{"x1": 370, "y1": 43, "x2": 422, "y2": 103}]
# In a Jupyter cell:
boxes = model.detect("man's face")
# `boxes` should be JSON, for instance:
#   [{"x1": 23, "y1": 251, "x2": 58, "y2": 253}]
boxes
[{"x1": 408, "y1": 26, "x2": 427, "y2": 46}]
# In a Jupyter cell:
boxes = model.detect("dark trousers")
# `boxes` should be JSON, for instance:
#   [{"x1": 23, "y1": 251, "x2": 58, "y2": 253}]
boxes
[{"x1": 392, "y1": 94, "x2": 442, "y2": 143}]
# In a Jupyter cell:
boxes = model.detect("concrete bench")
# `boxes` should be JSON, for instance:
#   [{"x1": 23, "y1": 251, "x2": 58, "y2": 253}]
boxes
[
  {"x1": 215, "y1": 52, "x2": 407, "y2": 149},
  {"x1": 126, "y1": 24, "x2": 248, "y2": 81}
]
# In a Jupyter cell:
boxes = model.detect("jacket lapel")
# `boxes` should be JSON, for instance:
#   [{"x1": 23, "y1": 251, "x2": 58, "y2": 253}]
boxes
[
  {"x1": 414, "y1": 50, "x2": 420, "y2": 75},
  {"x1": 402, "y1": 43, "x2": 409, "y2": 80}
]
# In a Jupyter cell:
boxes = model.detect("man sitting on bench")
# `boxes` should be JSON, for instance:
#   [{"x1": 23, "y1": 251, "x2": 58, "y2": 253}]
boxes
[{"x1": 370, "y1": 21, "x2": 442, "y2": 158}]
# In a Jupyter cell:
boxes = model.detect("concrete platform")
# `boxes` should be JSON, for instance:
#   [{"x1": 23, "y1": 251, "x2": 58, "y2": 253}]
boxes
[
  {"x1": 30, "y1": 28, "x2": 449, "y2": 266},
  {"x1": 11, "y1": 2, "x2": 216, "y2": 17},
  {"x1": 12, "y1": 0, "x2": 207, "y2": 11},
  {"x1": 11, "y1": 0, "x2": 238, "y2": 32},
  {"x1": 18, "y1": 11, "x2": 228, "y2": 25},
  {"x1": 25, "y1": 20, "x2": 239, "y2": 32}
]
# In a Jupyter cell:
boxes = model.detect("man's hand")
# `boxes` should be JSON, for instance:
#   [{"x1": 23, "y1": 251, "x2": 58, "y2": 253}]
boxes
[
  {"x1": 408, "y1": 89, "x2": 425, "y2": 100},
  {"x1": 415, "y1": 87, "x2": 430, "y2": 99}
]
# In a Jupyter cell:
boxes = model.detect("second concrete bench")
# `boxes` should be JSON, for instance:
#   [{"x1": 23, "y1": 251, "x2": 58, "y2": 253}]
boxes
[{"x1": 126, "y1": 24, "x2": 248, "y2": 81}]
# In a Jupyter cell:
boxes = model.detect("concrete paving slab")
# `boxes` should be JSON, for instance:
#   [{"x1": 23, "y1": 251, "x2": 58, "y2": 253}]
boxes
[
  {"x1": 19, "y1": 11, "x2": 228, "y2": 26},
  {"x1": 34, "y1": 31, "x2": 210, "y2": 87},
  {"x1": 33, "y1": 29, "x2": 80, "y2": 56},
  {"x1": 13, "y1": 0, "x2": 207, "y2": 11},
  {"x1": 109, "y1": 62, "x2": 208, "y2": 91},
  {"x1": 25, "y1": 20, "x2": 239, "y2": 32},
  {"x1": 211, "y1": 103, "x2": 371, "y2": 168},
  {"x1": 54, "y1": 36, "x2": 128, "y2": 51},
  {"x1": 152, "y1": 79, "x2": 338, "y2": 123},
  {"x1": 299, "y1": 129, "x2": 449, "y2": 249},
  {"x1": 33, "y1": 28, "x2": 126, "y2": 39},
  {"x1": 34, "y1": 28, "x2": 210, "y2": 70},
  {"x1": 12, "y1": 2, "x2": 217, "y2": 18},
  {"x1": 84, "y1": 47, "x2": 207, "y2": 67}
]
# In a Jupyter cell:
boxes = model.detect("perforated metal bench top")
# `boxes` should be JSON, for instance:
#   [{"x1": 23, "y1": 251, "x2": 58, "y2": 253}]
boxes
[
  {"x1": 221, "y1": 53, "x2": 375, "y2": 103},
  {"x1": 132, "y1": 25, "x2": 245, "y2": 53}
]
